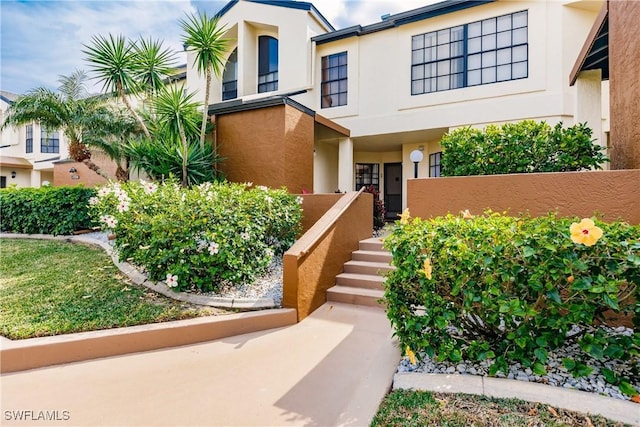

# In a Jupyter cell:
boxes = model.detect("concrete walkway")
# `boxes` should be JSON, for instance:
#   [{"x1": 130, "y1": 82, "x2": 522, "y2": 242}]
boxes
[{"x1": 1, "y1": 303, "x2": 400, "y2": 427}]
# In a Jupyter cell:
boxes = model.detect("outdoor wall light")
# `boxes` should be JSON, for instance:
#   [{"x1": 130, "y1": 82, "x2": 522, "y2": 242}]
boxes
[
  {"x1": 409, "y1": 150, "x2": 424, "y2": 179},
  {"x1": 11, "y1": 171, "x2": 16, "y2": 179},
  {"x1": 69, "y1": 167, "x2": 80, "y2": 180}
]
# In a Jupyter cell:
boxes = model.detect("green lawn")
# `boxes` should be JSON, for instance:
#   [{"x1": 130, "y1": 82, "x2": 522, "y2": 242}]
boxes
[
  {"x1": 371, "y1": 390, "x2": 628, "y2": 427},
  {"x1": 0, "y1": 238, "x2": 230, "y2": 339}
]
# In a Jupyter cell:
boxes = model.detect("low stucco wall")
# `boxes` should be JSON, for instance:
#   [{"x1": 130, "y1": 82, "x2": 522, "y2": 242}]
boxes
[
  {"x1": 0, "y1": 309, "x2": 296, "y2": 373},
  {"x1": 408, "y1": 170, "x2": 640, "y2": 224},
  {"x1": 53, "y1": 152, "x2": 118, "y2": 187},
  {"x1": 283, "y1": 191, "x2": 373, "y2": 321}
]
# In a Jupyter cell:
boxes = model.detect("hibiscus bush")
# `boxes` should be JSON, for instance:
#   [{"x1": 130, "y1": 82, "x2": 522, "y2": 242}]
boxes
[
  {"x1": 89, "y1": 180, "x2": 302, "y2": 292},
  {"x1": 384, "y1": 210, "x2": 639, "y2": 394}
]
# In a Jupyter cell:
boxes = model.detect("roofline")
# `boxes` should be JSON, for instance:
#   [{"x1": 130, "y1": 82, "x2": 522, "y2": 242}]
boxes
[
  {"x1": 313, "y1": 0, "x2": 495, "y2": 44},
  {"x1": 0, "y1": 95, "x2": 15, "y2": 105},
  {"x1": 208, "y1": 91, "x2": 315, "y2": 117},
  {"x1": 208, "y1": 92, "x2": 350, "y2": 137},
  {"x1": 569, "y1": 1, "x2": 608, "y2": 86},
  {"x1": 216, "y1": 0, "x2": 335, "y2": 32}
]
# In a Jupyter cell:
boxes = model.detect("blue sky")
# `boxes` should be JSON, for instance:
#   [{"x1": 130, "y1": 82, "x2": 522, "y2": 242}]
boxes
[{"x1": 0, "y1": 0, "x2": 433, "y2": 95}]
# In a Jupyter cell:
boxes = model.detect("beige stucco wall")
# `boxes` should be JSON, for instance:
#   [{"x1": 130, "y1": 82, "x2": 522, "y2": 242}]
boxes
[
  {"x1": 609, "y1": 0, "x2": 640, "y2": 170},
  {"x1": 216, "y1": 104, "x2": 314, "y2": 192},
  {"x1": 297, "y1": 0, "x2": 606, "y2": 203},
  {"x1": 187, "y1": 1, "x2": 331, "y2": 106},
  {"x1": 407, "y1": 170, "x2": 640, "y2": 224}
]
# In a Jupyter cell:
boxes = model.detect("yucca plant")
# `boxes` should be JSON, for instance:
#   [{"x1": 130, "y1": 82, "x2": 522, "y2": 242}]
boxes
[{"x1": 180, "y1": 12, "x2": 230, "y2": 149}]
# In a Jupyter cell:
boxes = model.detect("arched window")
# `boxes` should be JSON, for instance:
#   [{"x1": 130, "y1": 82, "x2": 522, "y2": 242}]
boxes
[
  {"x1": 258, "y1": 36, "x2": 278, "y2": 93},
  {"x1": 222, "y1": 48, "x2": 238, "y2": 100}
]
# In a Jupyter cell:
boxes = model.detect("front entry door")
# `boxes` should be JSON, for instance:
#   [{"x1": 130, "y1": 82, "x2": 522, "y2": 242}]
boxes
[{"x1": 384, "y1": 163, "x2": 402, "y2": 220}]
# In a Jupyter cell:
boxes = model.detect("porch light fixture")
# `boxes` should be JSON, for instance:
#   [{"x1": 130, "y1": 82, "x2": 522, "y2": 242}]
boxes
[
  {"x1": 11, "y1": 171, "x2": 16, "y2": 179},
  {"x1": 410, "y1": 150, "x2": 424, "y2": 179},
  {"x1": 69, "y1": 167, "x2": 79, "y2": 180}
]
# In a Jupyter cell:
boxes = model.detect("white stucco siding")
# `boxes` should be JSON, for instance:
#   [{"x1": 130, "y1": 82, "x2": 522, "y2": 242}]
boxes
[
  {"x1": 314, "y1": 1, "x2": 602, "y2": 140},
  {"x1": 187, "y1": 1, "x2": 331, "y2": 104}
]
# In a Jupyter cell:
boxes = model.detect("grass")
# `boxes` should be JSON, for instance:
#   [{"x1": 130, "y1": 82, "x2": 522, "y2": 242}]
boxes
[
  {"x1": 371, "y1": 390, "x2": 629, "y2": 427},
  {"x1": 0, "y1": 238, "x2": 231, "y2": 340}
]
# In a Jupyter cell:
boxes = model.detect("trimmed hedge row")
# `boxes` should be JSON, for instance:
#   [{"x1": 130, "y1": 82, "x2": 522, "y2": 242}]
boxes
[
  {"x1": 0, "y1": 186, "x2": 96, "y2": 235},
  {"x1": 440, "y1": 121, "x2": 608, "y2": 176}
]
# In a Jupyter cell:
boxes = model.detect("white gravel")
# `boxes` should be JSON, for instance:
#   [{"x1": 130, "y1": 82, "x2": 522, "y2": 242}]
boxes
[{"x1": 397, "y1": 325, "x2": 639, "y2": 401}]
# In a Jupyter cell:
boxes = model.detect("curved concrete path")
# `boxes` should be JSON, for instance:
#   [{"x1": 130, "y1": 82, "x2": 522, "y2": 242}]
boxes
[{"x1": 1, "y1": 303, "x2": 401, "y2": 427}]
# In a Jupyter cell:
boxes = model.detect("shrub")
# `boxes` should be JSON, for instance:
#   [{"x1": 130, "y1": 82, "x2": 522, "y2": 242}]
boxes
[
  {"x1": 363, "y1": 185, "x2": 386, "y2": 231},
  {"x1": 384, "y1": 210, "x2": 639, "y2": 394},
  {"x1": 440, "y1": 121, "x2": 608, "y2": 176},
  {"x1": 124, "y1": 137, "x2": 223, "y2": 186},
  {"x1": 0, "y1": 186, "x2": 96, "y2": 235},
  {"x1": 89, "y1": 180, "x2": 302, "y2": 292}
]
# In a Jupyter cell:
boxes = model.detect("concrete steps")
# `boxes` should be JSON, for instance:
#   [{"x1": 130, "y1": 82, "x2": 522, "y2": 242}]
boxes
[{"x1": 327, "y1": 237, "x2": 394, "y2": 309}]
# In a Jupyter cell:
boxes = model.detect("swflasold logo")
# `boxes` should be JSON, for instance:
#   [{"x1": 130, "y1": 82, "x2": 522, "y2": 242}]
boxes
[{"x1": 4, "y1": 410, "x2": 70, "y2": 421}]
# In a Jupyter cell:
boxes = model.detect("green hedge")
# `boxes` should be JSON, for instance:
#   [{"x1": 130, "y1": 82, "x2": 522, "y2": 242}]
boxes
[
  {"x1": 0, "y1": 186, "x2": 96, "y2": 235},
  {"x1": 440, "y1": 121, "x2": 608, "y2": 176},
  {"x1": 384, "y1": 210, "x2": 639, "y2": 395}
]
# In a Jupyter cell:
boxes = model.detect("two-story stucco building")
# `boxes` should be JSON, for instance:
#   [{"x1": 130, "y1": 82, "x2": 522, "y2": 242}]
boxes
[
  {"x1": 0, "y1": 91, "x2": 68, "y2": 188},
  {"x1": 186, "y1": 0, "x2": 610, "y2": 219}
]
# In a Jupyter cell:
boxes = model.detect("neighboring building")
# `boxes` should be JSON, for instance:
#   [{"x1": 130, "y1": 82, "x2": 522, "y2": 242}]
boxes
[
  {"x1": 0, "y1": 91, "x2": 68, "y2": 188},
  {"x1": 186, "y1": 0, "x2": 611, "y2": 218}
]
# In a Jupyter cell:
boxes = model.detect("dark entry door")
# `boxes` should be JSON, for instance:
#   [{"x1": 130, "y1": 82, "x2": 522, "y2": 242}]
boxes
[{"x1": 384, "y1": 163, "x2": 402, "y2": 220}]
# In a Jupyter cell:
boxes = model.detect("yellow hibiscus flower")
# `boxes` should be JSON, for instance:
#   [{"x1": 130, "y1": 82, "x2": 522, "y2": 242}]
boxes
[
  {"x1": 399, "y1": 208, "x2": 411, "y2": 225},
  {"x1": 570, "y1": 218, "x2": 603, "y2": 247},
  {"x1": 422, "y1": 257, "x2": 433, "y2": 280},
  {"x1": 405, "y1": 346, "x2": 417, "y2": 365}
]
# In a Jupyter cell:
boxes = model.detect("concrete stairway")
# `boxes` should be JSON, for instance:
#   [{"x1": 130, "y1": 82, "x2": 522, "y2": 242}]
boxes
[{"x1": 327, "y1": 237, "x2": 394, "y2": 309}]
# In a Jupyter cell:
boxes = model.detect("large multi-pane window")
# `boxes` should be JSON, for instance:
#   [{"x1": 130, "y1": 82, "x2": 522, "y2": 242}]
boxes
[
  {"x1": 222, "y1": 48, "x2": 238, "y2": 100},
  {"x1": 258, "y1": 36, "x2": 278, "y2": 93},
  {"x1": 411, "y1": 10, "x2": 528, "y2": 95},
  {"x1": 429, "y1": 151, "x2": 442, "y2": 177},
  {"x1": 40, "y1": 127, "x2": 59, "y2": 153},
  {"x1": 321, "y1": 51, "x2": 347, "y2": 108},
  {"x1": 25, "y1": 124, "x2": 33, "y2": 153},
  {"x1": 355, "y1": 163, "x2": 379, "y2": 191}
]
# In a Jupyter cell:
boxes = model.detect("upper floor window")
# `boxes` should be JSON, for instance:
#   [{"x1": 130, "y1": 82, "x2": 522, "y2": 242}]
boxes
[
  {"x1": 429, "y1": 151, "x2": 442, "y2": 177},
  {"x1": 321, "y1": 51, "x2": 348, "y2": 108},
  {"x1": 411, "y1": 10, "x2": 528, "y2": 95},
  {"x1": 222, "y1": 48, "x2": 238, "y2": 101},
  {"x1": 258, "y1": 36, "x2": 278, "y2": 93},
  {"x1": 41, "y1": 126, "x2": 59, "y2": 153},
  {"x1": 26, "y1": 124, "x2": 33, "y2": 153}
]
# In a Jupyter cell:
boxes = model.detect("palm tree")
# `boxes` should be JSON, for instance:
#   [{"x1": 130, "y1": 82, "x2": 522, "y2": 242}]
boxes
[
  {"x1": 133, "y1": 37, "x2": 178, "y2": 98},
  {"x1": 83, "y1": 34, "x2": 177, "y2": 141},
  {"x1": 125, "y1": 85, "x2": 220, "y2": 186},
  {"x1": 1, "y1": 70, "x2": 117, "y2": 179},
  {"x1": 81, "y1": 103, "x2": 140, "y2": 181},
  {"x1": 151, "y1": 85, "x2": 201, "y2": 186},
  {"x1": 180, "y1": 12, "x2": 230, "y2": 149}
]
